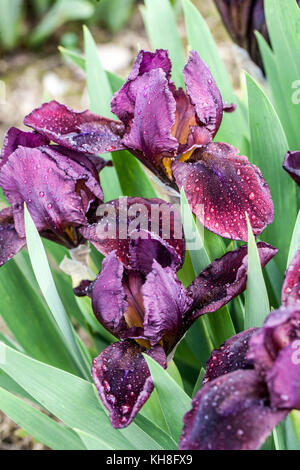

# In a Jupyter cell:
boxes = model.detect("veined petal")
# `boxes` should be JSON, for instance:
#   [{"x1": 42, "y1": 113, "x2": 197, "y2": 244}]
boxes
[
  {"x1": 0, "y1": 127, "x2": 48, "y2": 168},
  {"x1": 0, "y1": 207, "x2": 26, "y2": 267},
  {"x1": 282, "y1": 248, "x2": 300, "y2": 307},
  {"x1": 143, "y1": 260, "x2": 192, "y2": 352},
  {"x1": 24, "y1": 101, "x2": 126, "y2": 154},
  {"x1": 203, "y1": 328, "x2": 257, "y2": 385},
  {"x1": 80, "y1": 197, "x2": 184, "y2": 270},
  {"x1": 91, "y1": 339, "x2": 166, "y2": 428},
  {"x1": 183, "y1": 51, "x2": 223, "y2": 138},
  {"x1": 111, "y1": 49, "x2": 172, "y2": 127},
  {"x1": 122, "y1": 68, "x2": 178, "y2": 169},
  {"x1": 179, "y1": 369, "x2": 287, "y2": 450},
  {"x1": 283, "y1": 151, "x2": 300, "y2": 186},
  {"x1": 187, "y1": 242, "x2": 277, "y2": 322},
  {"x1": 172, "y1": 142, "x2": 274, "y2": 241}
]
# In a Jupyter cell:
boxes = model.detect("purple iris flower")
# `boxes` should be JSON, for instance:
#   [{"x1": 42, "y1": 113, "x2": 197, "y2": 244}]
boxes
[
  {"x1": 23, "y1": 49, "x2": 274, "y2": 241},
  {"x1": 179, "y1": 248, "x2": 300, "y2": 450},
  {"x1": 0, "y1": 127, "x2": 109, "y2": 266},
  {"x1": 214, "y1": 0, "x2": 300, "y2": 68},
  {"x1": 283, "y1": 151, "x2": 300, "y2": 187},
  {"x1": 75, "y1": 207, "x2": 277, "y2": 429}
]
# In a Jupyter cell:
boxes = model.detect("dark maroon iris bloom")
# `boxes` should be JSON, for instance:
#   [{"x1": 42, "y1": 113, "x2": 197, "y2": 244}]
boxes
[
  {"x1": 283, "y1": 151, "x2": 300, "y2": 187},
  {"x1": 75, "y1": 217, "x2": 277, "y2": 428},
  {"x1": 214, "y1": 0, "x2": 300, "y2": 68},
  {"x1": 0, "y1": 127, "x2": 108, "y2": 266},
  {"x1": 23, "y1": 50, "x2": 273, "y2": 241},
  {"x1": 179, "y1": 248, "x2": 300, "y2": 450}
]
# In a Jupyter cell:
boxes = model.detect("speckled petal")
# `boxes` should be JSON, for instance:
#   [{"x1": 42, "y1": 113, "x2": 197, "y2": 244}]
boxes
[
  {"x1": 282, "y1": 248, "x2": 300, "y2": 307},
  {"x1": 172, "y1": 142, "x2": 274, "y2": 241},
  {"x1": 24, "y1": 101, "x2": 126, "y2": 154},
  {"x1": 91, "y1": 339, "x2": 167, "y2": 428},
  {"x1": 183, "y1": 51, "x2": 223, "y2": 138},
  {"x1": 143, "y1": 260, "x2": 192, "y2": 352},
  {"x1": 0, "y1": 127, "x2": 48, "y2": 169},
  {"x1": 0, "y1": 207, "x2": 26, "y2": 267},
  {"x1": 122, "y1": 68, "x2": 178, "y2": 167},
  {"x1": 283, "y1": 151, "x2": 300, "y2": 187},
  {"x1": 179, "y1": 369, "x2": 287, "y2": 450},
  {"x1": 203, "y1": 328, "x2": 257, "y2": 385},
  {"x1": 111, "y1": 49, "x2": 172, "y2": 126},
  {"x1": 187, "y1": 242, "x2": 277, "y2": 322},
  {"x1": 80, "y1": 197, "x2": 184, "y2": 270}
]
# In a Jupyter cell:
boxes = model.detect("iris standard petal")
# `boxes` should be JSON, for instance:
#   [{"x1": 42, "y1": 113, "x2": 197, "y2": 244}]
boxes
[
  {"x1": 24, "y1": 100, "x2": 126, "y2": 154},
  {"x1": 179, "y1": 369, "x2": 287, "y2": 450},
  {"x1": 172, "y1": 142, "x2": 274, "y2": 240},
  {"x1": 142, "y1": 260, "x2": 192, "y2": 351},
  {"x1": 187, "y1": 242, "x2": 277, "y2": 322},
  {"x1": 91, "y1": 339, "x2": 167, "y2": 428},
  {"x1": 80, "y1": 197, "x2": 184, "y2": 270},
  {"x1": 91, "y1": 252, "x2": 129, "y2": 337},
  {"x1": 111, "y1": 49, "x2": 172, "y2": 127},
  {"x1": 122, "y1": 68, "x2": 178, "y2": 171},
  {"x1": 183, "y1": 51, "x2": 223, "y2": 138}
]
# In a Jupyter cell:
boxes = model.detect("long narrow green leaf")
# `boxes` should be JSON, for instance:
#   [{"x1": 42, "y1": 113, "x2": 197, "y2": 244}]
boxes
[
  {"x1": 245, "y1": 216, "x2": 269, "y2": 329},
  {"x1": 0, "y1": 259, "x2": 77, "y2": 373},
  {"x1": 144, "y1": 354, "x2": 191, "y2": 442},
  {"x1": 24, "y1": 205, "x2": 90, "y2": 379},
  {"x1": 264, "y1": 0, "x2": 300, "y2": 150},
  {"x1": 142, "y1": 0, "x2": 185, "y2": 88},
  {"x1": 0, "y1": 387, "x2": 85, "y2": 450},
  {"x1": 246, "y1": 73, "x2": 297, "y2": 273},
  {"x1": 0, "y1": 342, "x2": 135, "y2": 450},
  {"x1": 1, "y1": 343, "x2": 174, "y2": 450}
]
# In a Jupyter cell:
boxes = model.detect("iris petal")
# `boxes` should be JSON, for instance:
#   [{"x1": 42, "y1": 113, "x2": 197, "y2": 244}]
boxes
[
  {"x1": 203, "y1": 328, "x2": 257, "y2": 385},
  {"x1": 122, "y1": 68, "x2": 178, "y2": 171},
  {"x1": 24, "y1": 100, "x2": 126, "y2": 154},
  {"x1": 0, "y1": 127, "x2": 48, "y2": 168},
  {"x1": 111, "y1": 49, "x2": 172, "y2": 127},
  {"x1": 179, "y1": 369, "x2": 287, "y2": 450},
  {"x1": 187, "y1": 242, "x2": 277, "y2": 321},
  {"x1": 282, "y1": 248, "x2": 300, "y2": 307},
  {"x1": 172, "y1": 142, "x2": 274, "y2": 240},
  {"x1": 80, "y1": 197, "x2": 184, "y2": 270},
  {"x1": 91, "y1": 339, "x2": 166, "y2": 428},
  {"x1": 0, "y1": 207, "x2": 26, "y2": 267},
  {"x1": 142, "y1": 260, "x2": 192, "y2": 352},
  {"x1": 283, "y1": 151, "x2": 300, "y2": 186},
  {"x1": 183, "y1": 51, "x2": 223, "y2": 138}
]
